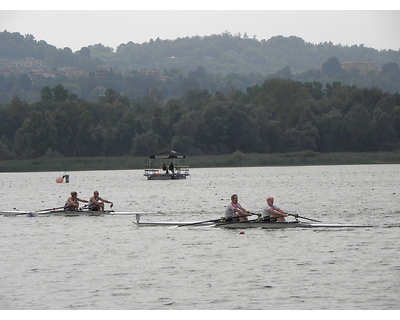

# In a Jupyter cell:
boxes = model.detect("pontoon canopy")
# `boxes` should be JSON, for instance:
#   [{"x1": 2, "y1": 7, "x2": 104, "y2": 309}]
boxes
[{"x1": 149, "y1": 150, "x2": 186, "y2": 159}]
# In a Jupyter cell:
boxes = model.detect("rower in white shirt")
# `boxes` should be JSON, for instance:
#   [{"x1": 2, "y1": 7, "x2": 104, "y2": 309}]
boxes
[
  {"x1": 224, "y1": 194, "x2": 251, "y2": 222},
  {"x1": 261, "y1": 196, "x2": 288, "y2": 222}
]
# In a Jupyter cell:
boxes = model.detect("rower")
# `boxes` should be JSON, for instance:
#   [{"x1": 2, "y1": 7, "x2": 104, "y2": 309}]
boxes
[
  {"x1": 64, "y1": 191, "x2": 88, "y2": 211},
  {"x1": 261, "y1": 197, "x2": 288, "y2": 222},
  {"x1": 224, "y1": 194, "x2": 252, "y2": 222},
  {"x1": 88, "y1": 191, "x2": 113, "y2": 212}
]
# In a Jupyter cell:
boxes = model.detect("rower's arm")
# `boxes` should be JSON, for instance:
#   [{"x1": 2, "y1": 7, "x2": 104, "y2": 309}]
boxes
[
  {"x1": 268, "y1": 208, "x2": 285, "y2": 216},
  {"x1": 98, "y1": 197, "x2": 112, "y2": 204},
  {"x1": 276, "y1": 208, "x2": 288, "y2": 216},
  {"x1": 237, "y1": 207, "x2": 251, "y2": 216}
]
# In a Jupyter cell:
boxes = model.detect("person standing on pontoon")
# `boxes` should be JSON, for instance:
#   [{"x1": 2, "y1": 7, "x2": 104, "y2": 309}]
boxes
[
  {"x1": 64, "y1": 191, "x2": 88, "y2": 211},
  {"x1": 88, "y1": 191, "x2": 113, "y2": 211},
  {"x1": 224, "y1": 194, "x2": 251, "y2": 222},
  {"x1": 262, "y1": 197, "x2": 288, "y2": 222},
  {"x1": 169, "y1": 162, "x2": 175, "y2": 174}
]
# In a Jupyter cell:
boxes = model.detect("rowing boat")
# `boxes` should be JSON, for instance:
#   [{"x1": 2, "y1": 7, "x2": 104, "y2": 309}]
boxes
[
  {"x1": 1, "y1": 210, "x2": 162, "y2": 217},
  {"x1": 212, "y1": 220, "x2": 373, "y2": 229},
  {"x1": 133, "y1": 219, "x2": 373, "y2": 228}
]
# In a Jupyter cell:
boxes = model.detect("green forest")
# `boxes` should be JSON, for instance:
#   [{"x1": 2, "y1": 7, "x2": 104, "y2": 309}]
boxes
[
  {"x1": 1, "y1": 79, "x2": 400, "y2": 160},
  {"x1": 1, "y1": 30, "x2": 400, "y2": 161}
]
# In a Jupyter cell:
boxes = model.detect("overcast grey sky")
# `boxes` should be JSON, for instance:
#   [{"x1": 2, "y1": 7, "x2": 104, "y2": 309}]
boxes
[{"x1": 1, "y1": 3, "x2": 400, "y2": 52}]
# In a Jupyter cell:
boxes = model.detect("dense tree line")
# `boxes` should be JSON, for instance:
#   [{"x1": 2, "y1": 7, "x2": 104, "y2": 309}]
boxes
[
  {"x1": 2, "y1": 60, "x2": 400, "y2": 105},
  {"x1": 1, "y1": 79, "x2": 399, "y2": 160}
]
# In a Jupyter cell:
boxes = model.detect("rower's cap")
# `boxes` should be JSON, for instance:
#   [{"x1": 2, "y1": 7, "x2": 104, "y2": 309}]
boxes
[{"x1": 267, "y1": 197, "x2": 274, "y2": 201}]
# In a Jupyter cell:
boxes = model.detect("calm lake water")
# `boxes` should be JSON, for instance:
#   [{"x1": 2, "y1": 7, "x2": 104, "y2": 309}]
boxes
[{"x1": 1, "y1": 165, "x2": 400, "y2": 310}]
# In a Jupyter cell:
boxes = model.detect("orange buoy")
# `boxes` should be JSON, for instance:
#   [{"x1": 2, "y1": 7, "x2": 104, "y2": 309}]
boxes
[{"x1": 56, "y1": 177, "x2": 64, "y2": 183}]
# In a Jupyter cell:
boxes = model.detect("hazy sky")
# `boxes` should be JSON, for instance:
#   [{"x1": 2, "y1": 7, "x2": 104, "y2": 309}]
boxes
[{"x1": 1, "y1": 3, "x2": 400, "y2": 52}]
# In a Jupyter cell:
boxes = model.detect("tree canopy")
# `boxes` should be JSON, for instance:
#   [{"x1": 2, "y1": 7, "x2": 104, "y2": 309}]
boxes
[{"x1": 1, "y1": 80, "x2": 399, "y2": 160}]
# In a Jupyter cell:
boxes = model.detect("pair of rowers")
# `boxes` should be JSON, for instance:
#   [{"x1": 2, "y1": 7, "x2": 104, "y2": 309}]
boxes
[
  {"x1": 64, "y1": 191, "x2": 113, "y2": 211},
  {"x1": 225, "y1": 194, "x2": 287, "y2": 222}
]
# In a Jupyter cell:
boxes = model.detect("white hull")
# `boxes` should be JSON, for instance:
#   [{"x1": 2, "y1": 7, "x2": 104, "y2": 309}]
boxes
[
  {"x1": 213, "y1": 221, "x2": 373, "y2": 228},
  {"x1": 133, "y1": 220, "x2": 373, "y2": 228},
  {"x1": 40, "y1": 210, "x2": 114, "y2": 217},
  {"x1": 1, "y1": 210, "x2": 38, "y2": 217},
  {"x1": 1, "y1": 210, "x2": 161, "y2": 217}
]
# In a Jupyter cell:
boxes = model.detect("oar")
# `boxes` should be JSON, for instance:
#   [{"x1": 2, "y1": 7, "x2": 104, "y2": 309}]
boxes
[
  {"x1": 251, "y1": 212, "x2": 322, "y2": 223},
  {"x1": 177, "y1": 218, "x2": 223, "y2": 227},
  {"x1": 36, "y1": 206, "x2": 65, "y2": 213},
  {"x1": 38, "y1": 205, "x2": 75, "y2": 214},
  {"x1": 179, "y1": 213, "x2": 259, "y2": 227},
  {"x1": 178, "y1": 214, "x2": 256, "y2": 227},
  {"x1": 288, "y1": 213, "x2": 321, "y2": 222}
]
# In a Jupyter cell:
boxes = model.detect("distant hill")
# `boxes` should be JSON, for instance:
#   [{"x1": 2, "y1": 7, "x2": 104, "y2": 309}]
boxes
[
  {"x1": 2, "y1": 30, "x2": 400, "y2": 74},
  {"x1": 1, "y1": 30, "x2": 400, "y2": 104},
  {"x1": 0, "y1": 30, "x2": 104, "y2": 71},
  {"x1": 96, "y1": 32, "x2": 400, "y2": 74}
]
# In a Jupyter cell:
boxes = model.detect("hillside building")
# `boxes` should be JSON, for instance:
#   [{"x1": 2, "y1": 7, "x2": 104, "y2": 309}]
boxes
[{"x1": 342, "y1": 61, "x2": 377, "y2": 75}]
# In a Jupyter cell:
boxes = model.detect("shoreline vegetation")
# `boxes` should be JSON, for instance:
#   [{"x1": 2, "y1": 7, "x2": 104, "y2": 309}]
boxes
[{"x1": 1, "y1": 151, "x2": 400, "y2": 173}]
